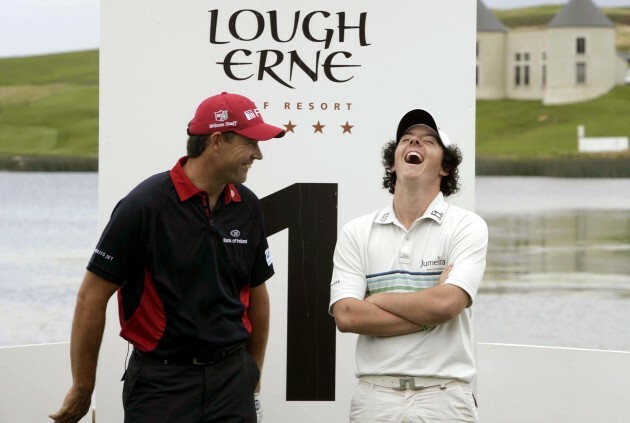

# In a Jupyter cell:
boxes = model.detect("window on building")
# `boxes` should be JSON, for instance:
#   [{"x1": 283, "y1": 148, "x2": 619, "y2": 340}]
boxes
[
  {"x1": 514, "y1": 52, "x2": 530, "y2": 87},
  {"x1": 524, "y1": 66, "x2": 530, "y2": 86},
  {"x1": 542, "y1": 65, "x2": 546, "y2": 87},
  {"x1": 476, "y1": 41, "x2": 479, "y2": 58},
  {"x1": 577, "y1": 37, "x2": 586, "y2": 54},
  {"x1": 576, "y1": 62, "x2": 586, "y2": 84},
  {"x1": 476, "y1": 65, "x2": 479, "y2": 86}
]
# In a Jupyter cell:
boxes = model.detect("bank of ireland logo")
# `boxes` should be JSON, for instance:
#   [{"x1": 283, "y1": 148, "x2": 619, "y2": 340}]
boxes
[
  {"x1": 215, "y1": 110, "x2": 228, "y2": 122},
  {"x1": 223, "y1": 230, "x2": 248, "y2": 245}
]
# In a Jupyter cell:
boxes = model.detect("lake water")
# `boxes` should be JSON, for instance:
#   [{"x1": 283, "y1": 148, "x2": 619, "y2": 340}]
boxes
[
  {"x1": 1, "y1": 173, "x2": 629, "y2": 351},
  {"x1": 474, "y1": 177, "x2": 630, "y2": 352}
]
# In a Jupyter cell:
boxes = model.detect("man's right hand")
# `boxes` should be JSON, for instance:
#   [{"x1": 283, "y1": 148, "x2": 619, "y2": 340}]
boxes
[{"x1": 49, "y1": 385, "x2": 92, "y2": 423}]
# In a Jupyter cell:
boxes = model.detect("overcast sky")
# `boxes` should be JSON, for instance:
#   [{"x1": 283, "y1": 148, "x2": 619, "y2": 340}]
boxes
[{"x1": 1, "y1": 0, "x2": 629, "y2": 58}]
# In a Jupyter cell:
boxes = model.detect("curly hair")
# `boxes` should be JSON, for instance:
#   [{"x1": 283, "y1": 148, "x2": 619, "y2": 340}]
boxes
[{"x1": 381, "y1": 140, "x2": 462, "y2": 196}]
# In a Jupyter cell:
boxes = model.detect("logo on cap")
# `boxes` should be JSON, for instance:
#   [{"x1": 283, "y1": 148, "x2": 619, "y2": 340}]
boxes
[
  {"x1": 244, "y1": 109, "x2": 260, "y2": 121},
  {"x1": 215, "y1": 110, "x2": 228, "y2": 122}
]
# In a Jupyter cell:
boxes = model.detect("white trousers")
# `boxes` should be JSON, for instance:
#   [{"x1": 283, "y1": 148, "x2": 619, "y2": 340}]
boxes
[{"x1": 349, "y1": 379, "x2": 478, "y2": 423}]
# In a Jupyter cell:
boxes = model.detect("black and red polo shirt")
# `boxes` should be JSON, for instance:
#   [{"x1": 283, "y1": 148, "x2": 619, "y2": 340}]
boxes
[{"x1": 87, "y1": 157, "x2": 274, "y2": 357}]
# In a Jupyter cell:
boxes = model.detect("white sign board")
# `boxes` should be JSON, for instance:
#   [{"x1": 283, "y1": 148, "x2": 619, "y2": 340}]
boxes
[{"x1": 98, "y1": 1, "x2": 476, "y2": 421}]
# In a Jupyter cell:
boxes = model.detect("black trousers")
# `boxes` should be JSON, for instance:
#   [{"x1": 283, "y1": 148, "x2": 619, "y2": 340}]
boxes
[{"x1": 122, "y1": 347, "x2": 260, "y2": 423}]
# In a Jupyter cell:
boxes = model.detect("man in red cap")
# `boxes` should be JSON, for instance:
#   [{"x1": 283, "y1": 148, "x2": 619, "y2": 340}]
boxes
[
  {"x1": 330, "y1": 109, "x2": 487, "y2": 422},
  {"x1": 51, "y1": 92, "x2": 285, "y2": 423}
]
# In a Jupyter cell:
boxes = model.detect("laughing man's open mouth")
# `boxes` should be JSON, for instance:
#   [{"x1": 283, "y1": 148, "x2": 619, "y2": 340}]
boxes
[{"x1": 404, "y1": 151, "x2": 423, "y2": 165}]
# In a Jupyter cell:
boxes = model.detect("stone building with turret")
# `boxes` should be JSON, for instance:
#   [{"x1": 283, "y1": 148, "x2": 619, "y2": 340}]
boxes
[{"x1": 476, "y1": 0, "x2": 628, "y2": 104}]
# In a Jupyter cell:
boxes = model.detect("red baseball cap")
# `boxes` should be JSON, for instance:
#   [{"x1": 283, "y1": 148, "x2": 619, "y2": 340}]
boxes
[{"x1": 187, "y1": 92, "x2": 285, "y2": 140}]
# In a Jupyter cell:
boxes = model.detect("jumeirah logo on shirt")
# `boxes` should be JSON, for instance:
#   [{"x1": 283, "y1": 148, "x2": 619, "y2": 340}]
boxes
[{"x1": 418, "y1": 256, "x2": 446, "y2": 269}]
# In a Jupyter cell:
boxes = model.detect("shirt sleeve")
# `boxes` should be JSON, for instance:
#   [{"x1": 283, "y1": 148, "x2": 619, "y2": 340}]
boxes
[
  {"x1": 329, "y1": 219, "x2": 369, "y2": 315},
  {"x1": 86, "y1": 195, "x2": 148, "y2": 284},
  {"x1": 443, "y1": 212, "x2": 488, "y2": 305},
  {"x1": 248, "y1": 198, "x2": 275, "y2": 287}
]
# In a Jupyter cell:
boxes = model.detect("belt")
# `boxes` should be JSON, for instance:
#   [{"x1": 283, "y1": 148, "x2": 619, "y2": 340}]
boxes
[
  {"x1": 359, "y1": 375, "x2": 460, "y2": 391},
  {"x1": 134, "y1": 343, "x2": 244, "y2": 365}
]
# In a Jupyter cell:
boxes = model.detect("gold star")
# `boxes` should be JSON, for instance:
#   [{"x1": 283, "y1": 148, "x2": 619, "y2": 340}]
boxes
[
  {"x1": 341, "y1": 121, "x2": 354, "y2": 134},
  {"x1": 312, "y1": 121, "x2": 325, "y2": 134},
  {"x1": 284, "y1": 121, "x2": 297, "y2": 133}
]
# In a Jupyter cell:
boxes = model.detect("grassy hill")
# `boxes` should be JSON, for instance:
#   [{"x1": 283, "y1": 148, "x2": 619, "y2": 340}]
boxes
[
  {"x1": 493, "y1": 5, "x2": 630, "y2": 51},
  {"x1": 0, "y1": 50, "x2": 98, "y2": 163},
  {"x1": 476, "y1": 86, "x2": 630, "y2": 177},
  {"x1": 476, "y1": 85, "x2": 630, "y2": 158},
  {"x1": 494, "y1": 5, "x2": 630, "y2": 27}
]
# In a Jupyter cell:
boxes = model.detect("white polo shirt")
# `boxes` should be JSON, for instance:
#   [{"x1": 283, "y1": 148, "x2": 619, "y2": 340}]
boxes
[{"x1": 329, "y1": 192, "x2": 488, "y2": 382}]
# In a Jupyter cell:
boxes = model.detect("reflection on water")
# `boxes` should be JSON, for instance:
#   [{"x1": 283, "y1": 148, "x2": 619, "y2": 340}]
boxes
[
  {"x1": 483, "y1": 209, "x2": 630, "y2": 286},
  {"x1": 472, "y1": 177, "x2": 630, "y2": 351},
  {"x1": 0, "y1": 172, "x2": 98, "y2": 347}
]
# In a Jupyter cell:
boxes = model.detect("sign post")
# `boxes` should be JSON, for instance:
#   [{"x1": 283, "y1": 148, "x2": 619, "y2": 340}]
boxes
[{"x1": 98, "y1": 1, "x2": 476, "y2": 420}]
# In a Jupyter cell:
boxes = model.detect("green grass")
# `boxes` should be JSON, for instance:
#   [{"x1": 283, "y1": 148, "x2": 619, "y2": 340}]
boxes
[
  {"x1": 476, "y1": 85, "x2": 630, "y2": 159},
  {"x1": 0, "y1": 50, "x2": 98, "y2": 85},
  {"x1": 493, "y1": 5, "x2": 563, "y2": 27},
  {"x1": 602, "y1": 7, "x2": 630, "y2": 26},
  {"x1": 493, "y1": 5, "x2": 630, "y2": 51},
  {"x1": 493, "y1": 5, "x2": 630, "y2": 27},
  {"x1": 0, "y1": 50, "x2": 98, "y2": 157},
  {"x1": 1, "y1": 32, "x2": 629, "y2": 174}
]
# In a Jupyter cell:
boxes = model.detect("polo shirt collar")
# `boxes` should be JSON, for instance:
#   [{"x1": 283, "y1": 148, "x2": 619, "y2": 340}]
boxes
[
  {"x1": 374, "y1": 192, "x2": 449, "y2": 226},
  {"x1": 423, "y1": 192, "x2": 448, "y2": 224},
  {"x1": 170, "y1": 156, "x2": 241, "y2": 203}
]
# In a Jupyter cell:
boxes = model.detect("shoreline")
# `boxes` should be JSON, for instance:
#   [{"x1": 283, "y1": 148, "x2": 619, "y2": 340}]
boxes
[
  {"x1": 0, "y1": 155, "x2": 98, "y2": 172},
  {"x1": 477, "y1": 156, "x2": 630, "y2": 178}
]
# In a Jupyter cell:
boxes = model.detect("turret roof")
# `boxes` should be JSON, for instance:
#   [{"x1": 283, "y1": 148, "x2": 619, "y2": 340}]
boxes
[
  {"x1": 548, "y1": 0, "x2": 614, "y2": 28},
  {"x1": 477, "y1": 0, "x2": 507, "y2": 32}
]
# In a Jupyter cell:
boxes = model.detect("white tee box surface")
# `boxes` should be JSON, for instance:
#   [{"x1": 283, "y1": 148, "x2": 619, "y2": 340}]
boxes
[
  {"x1": 0, "y1": 343, "x2": 91, "y2": 423},
  {"x1": 477, "y1": 343, "x2": 630, "y2": 423}
]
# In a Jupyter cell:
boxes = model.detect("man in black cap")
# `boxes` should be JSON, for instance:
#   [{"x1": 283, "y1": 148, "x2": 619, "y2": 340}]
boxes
[
  {"x1": 329, "y1": 109, "x2": 488, "y2": 422},
  {"x1": 51, "y1": 92, "x2": 284, "y2": 423}
]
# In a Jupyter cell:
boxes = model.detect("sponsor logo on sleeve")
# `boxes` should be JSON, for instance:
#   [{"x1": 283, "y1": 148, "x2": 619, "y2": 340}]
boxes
[{"x1": 94, "y1": 248, "x2": 114, "y2": 261}]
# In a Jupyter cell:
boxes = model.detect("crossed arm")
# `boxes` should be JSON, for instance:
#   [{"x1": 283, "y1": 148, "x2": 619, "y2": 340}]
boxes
[{"x1": 332, "y1": 265, "x2": 470, "y2": 336}]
